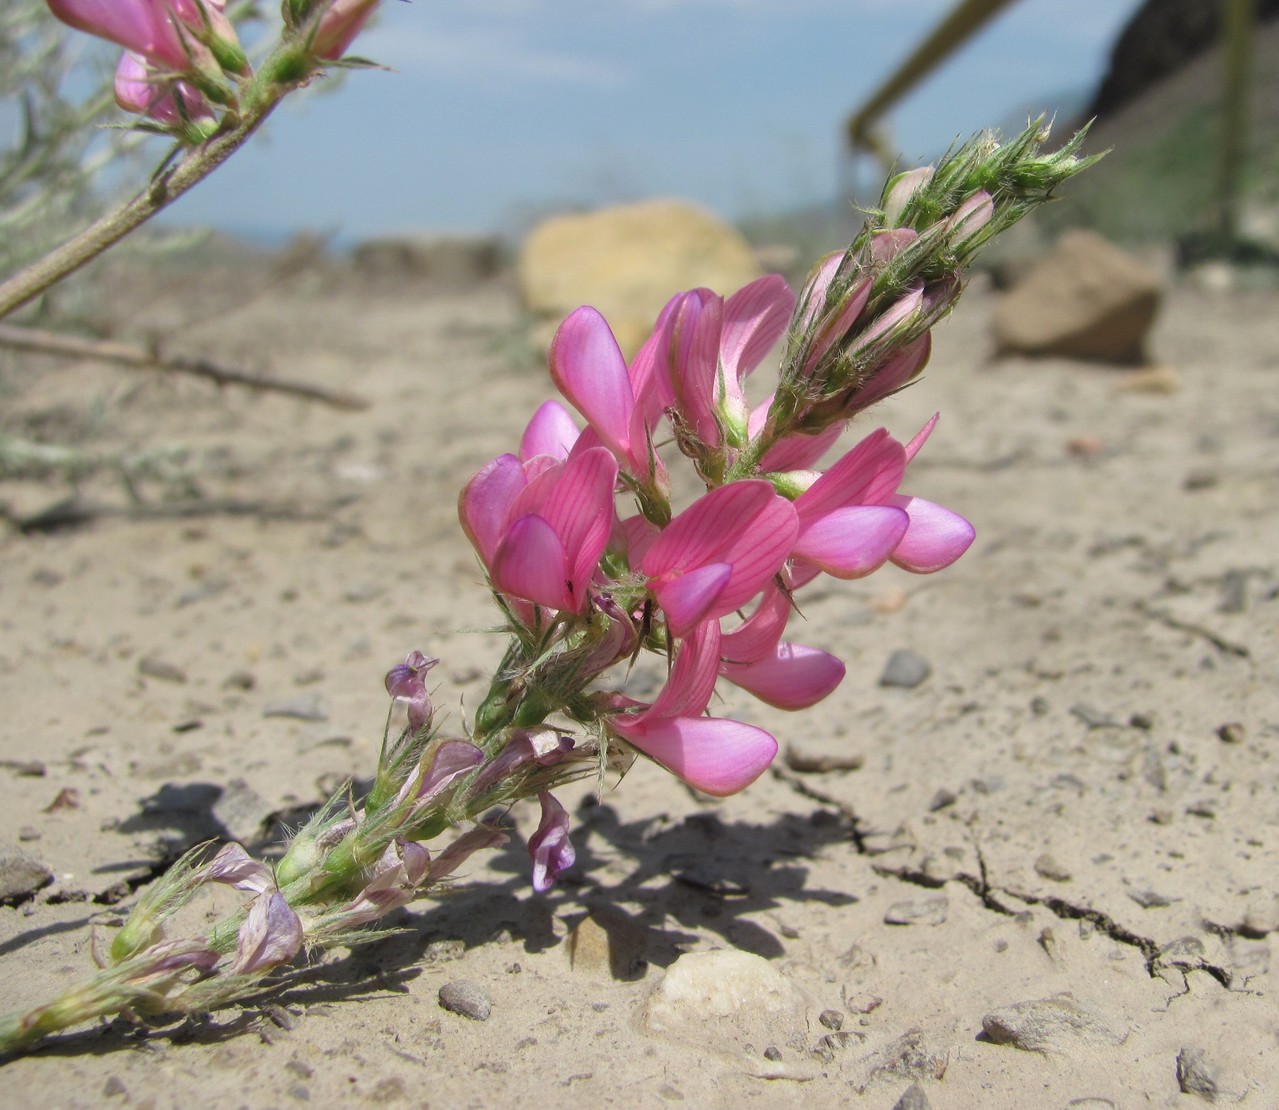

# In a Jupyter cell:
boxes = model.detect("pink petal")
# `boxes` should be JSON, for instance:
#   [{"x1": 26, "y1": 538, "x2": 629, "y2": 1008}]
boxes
[
  {"x1": 652, "y1": 562, "x2": 733, "y2": 640},
  {"x1": 492, "y1": 513, "x2": 571, "y2": 611},
  {"x1": 721, "y1": 275, "x2": 794, "y2": 383},
  {"x1": 643, "y1": 482, "x2": 798, "y2": 618},
  {"x1": 794, "y1": 428, "x2": 905, "y2": 521},
  {"x1": 613, "y1": 714, "x2": 778, "y2": 796},
  {"x1": 889, "y1": 495, "x2": 975, "y2": 573},
  {"x1": 528, "y1": 791, "x2": 575, "y2": 892},
  {"x1": 720, "y1": 585, "x2": 792, "y2": 665},
  {"x1": 232, "y1": 892, "x2": 303, "y2": 975},
  {"x1": 869, "y1": 227, "x2": 919, "y2": 264},
  {"x1": 804, "y1": 276, "x2": 872, "y2": 374},
  {"x1": 549, "y1": 307, "x2": 635, "y2": 461},
  {"x1": 536, "y1": 447, "x2": 618, "y2": 605},
  {"x1": 459, "y1": 454, "x2": 527, "y2": 566},
  {"x1": 757, "y1": 419, "x2": 847, "y2": 473},
  {"x1": 720, "y1": 641, "x2": 845, "y2": 709},
  {"x1": 669, "y1": 290, "x2": 723, "y2": 447},
  {"x1": 520, "y1": 400, "x2": 580, "y2": 462},
  {"x1": 645, "y1": 619, "x2": 722, "y2": 721},
  {"x1": 903, "y1": 413, "x2": 940, "y2": 463},
  {"x1": 793, "y1": 505, "x2": 909, "y2": 578},
  {"x1": 851, "y1": 333, "x2": 932, "y2": 412}
]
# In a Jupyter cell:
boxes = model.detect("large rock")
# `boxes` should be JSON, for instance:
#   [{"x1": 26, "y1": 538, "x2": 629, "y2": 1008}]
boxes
[
  {"x1": 991, "y1": 230, "x2": 1164, "y2": 363},
  {"x1": 517, "y1": 199, "x2": 763, "y2": 357}
]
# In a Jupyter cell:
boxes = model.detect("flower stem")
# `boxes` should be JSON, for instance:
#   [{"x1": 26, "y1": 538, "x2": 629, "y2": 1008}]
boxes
[{"x1": 0, "y1": 107, "x2": 277, "y2": 321}]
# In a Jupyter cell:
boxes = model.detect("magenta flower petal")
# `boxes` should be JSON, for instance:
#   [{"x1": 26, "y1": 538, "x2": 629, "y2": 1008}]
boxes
[
  {"x1": 758, "y1": 419, "x2": 846, "y2": 473},
  {"x1": 614, "y1": 714, "x2": 778, "y2": 796},
  {"x1": 528, "y1": 792, "x2": 575, "y2": 892},
  {"x1": 549, "y1": 307, "x2": 635, "y2": 463},
  {"x1": 651, "y1": 562, "x2": 732, "y2": 639},
  {"x1": 793, "y1": 505, "x2": 910, "y2": 578},
  {"x1": 721, "y1": 275, "x2": 794, "y2": 383},
  {"x1": 903, "y1": 413, "x2": 940, "y2": 463},
  {"x1": 645, "y1": 619, "x2": 722, "y2": 721},
  {"x1": 520, "y1": 400, "x2": 580, "y2": 462},
  {"x1": 719, "y1": 585, "x2": 792, "y2": 666},
  {"x1": 536, "y1": 447, "x2": 618, "y2": 605},
  {"x1": 888, "y1": 496, "x2": 975, "y2": 573},
  {"x1": 492, "y1": 513, "x2": 571, "y2": 610},
  {"x1": 666, "y1": 290, "x2": 723, "y2": 447},
  {"x1": 643, "y1": 481, "x2": 798, "y2": 622},
  {"x1": 720, "y1": 641, "x2": 845, "y2": 710},
  {"x1": 794, "y1": 428, "x2": 906, "y2": 522},
  {"x1": 459, "y1": 453, "x2": 527, "y2": 567}
]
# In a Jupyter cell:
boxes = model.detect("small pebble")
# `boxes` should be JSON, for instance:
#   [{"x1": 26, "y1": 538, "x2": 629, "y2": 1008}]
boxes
[
  {"x1": 0, "y1": 845, "x2": 54, "y2": 904},
  {"x1": 762, "y1": 1046, "x2": 782, "y2": 1061},
  {"x1": 884, "y1": 896, "x2": 948, "y2": 927},
  {"x1": 1176, "y1": 1046, "x2": 1219, "y2": 1101},
  {"x1": 103, "y1": 1076, "x2": 127, "y2": 1098},
  {"x1": 438, "y1": 979, "x2": 491, "y2": 1021},
  {"x1": 1034, "y1": 853, "x2": 1072, "y2": 882},
  {"x1": 1216, "y1": 722, "x2": 1245, "y2": 744},
  {"x1": 893, "y1": 1083, "x2": 933, "y2": 1110},
  {"x1": 1128, "y1": 888, "x2": 1176, "y2": 909},
  {"x1": 818, "y1": 1009, "x2": 843, "y2": 1031},
  {"x1": 928, "y1": 788, "x2": 958, "y2": 812},
  {"x1": 263, "y1": 695, "x2": 328, "y2": 722},
  {"x1": 138, "y1": 656, "x2": 187, "y2": 683},
  {"x1": 880, "y1": 650, "x2": 932, "y2": 689}
]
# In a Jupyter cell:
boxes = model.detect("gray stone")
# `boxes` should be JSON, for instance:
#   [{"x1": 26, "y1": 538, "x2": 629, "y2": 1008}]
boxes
[
  {"x1": 982, "y1": 994, "x2": 1127, "y2": 1052},
  {"x1": 879, "y1": 650, "x2": 932, "y2": 689},
  {"x1": 0, "y1": 844, "x2": 54, "y2": 904},
  {"x1": 1241, "y1": 895, "x2": 1279, "y2": 937},
  {"x1": 438, "y1": 979, "x2": 491, "y2": 1021}
]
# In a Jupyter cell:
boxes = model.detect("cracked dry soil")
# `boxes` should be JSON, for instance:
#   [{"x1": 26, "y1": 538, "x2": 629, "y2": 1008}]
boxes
[{"x1": 0, "y1": 253, "x2": 1276, "y2": 1105}]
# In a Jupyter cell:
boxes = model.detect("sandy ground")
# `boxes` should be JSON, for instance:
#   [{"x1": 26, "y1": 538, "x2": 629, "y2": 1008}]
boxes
[{"x1": 0, "y1": 248, "x2": 1276, "y2": 1107}]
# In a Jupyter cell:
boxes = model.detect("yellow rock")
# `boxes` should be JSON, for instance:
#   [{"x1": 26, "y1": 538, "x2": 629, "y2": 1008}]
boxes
[{"x1": 518, "y1": 199, "x2": 763, "y2": 358}]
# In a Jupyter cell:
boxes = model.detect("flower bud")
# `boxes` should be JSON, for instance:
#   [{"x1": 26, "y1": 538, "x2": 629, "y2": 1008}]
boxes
[{"x1": 882, "y1": 166, "x2": 934, "y2": 227}]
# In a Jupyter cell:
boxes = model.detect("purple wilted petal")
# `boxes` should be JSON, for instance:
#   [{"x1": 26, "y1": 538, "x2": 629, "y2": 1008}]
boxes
[
  {"x1": 430, "y1": 825, "x2": 509, "y2": 880},
  {"x1": 342, "y1": 839, "x2": 431, "y2": 927},
  {"x1": 385, "y1": 650, "x2": 439, "y2": 731},
  {"x1": 146, "y1": 940, "x2": 221, "y2": 976},
  {"x1": 401, "y1": 739, "x2": 485, "y2": 810},
  {"x1": 720, "y1": 642, "x2": 845, "y2": 710},
  {"x1": 471, "y1": 728, "x2": 575, "y2": 795},
  {"x1": 204, "y1": 842, "x2": 273, "y2": 895},
  {"x1": 231, "y1": 891, "x2": 303, "y2": 975},
  {"x1": 528, "y1": 792, "x2": 575, "y2": 893}
]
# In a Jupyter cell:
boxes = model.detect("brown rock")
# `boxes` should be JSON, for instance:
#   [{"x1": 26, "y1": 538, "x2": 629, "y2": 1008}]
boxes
[
  {"x1": 991, "y1": 230, "x2": 1163, "y2": 364},
  {"x1": 517, "y1": 199, "x2": 763, "y2": 357}
]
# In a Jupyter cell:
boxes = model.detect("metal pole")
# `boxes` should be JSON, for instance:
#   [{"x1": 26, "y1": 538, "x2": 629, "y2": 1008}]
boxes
[
  {"x1": 1218, "y1": 0, "x2": 1257, "y2": 248},
  {"x1": 845, "y1": 0, "x2": 1021, "y2": 154}
]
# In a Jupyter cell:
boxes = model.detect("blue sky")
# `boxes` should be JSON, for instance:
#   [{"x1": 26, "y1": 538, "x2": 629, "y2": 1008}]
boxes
[{"x1": 161, "y1": 0, "x2": 1140, "y2": 242}]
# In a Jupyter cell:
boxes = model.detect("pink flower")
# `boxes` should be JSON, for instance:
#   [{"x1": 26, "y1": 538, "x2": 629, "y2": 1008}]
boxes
[
  {"x1": 549, "y1": 306, "x2": 667, "y2": 487},
  {"x1": 459, "y1": 445, "x2": 619, "y2": 614},
  {"x1": 48, "y1": 0, "x2": 237, "y2": 73},
  {"x1": 114, "y1": 51, "x2": 214, "y2": 123},
  {"x1": 528, "y1": 792, "x2": 575, "y2": 892},
  {"x1": 789, "y1": 419, "x2": 974, "y2": 588},
  {"x1": 312, "y1": 0, "x2": 379, "y2": 59},
  {"x1": 716, "y1": 583, "x2": 845, "y2": 710},
  {"x1": 641, "y1": 480, "x2": 798, "y2": 638},
  {"x1": 204, "y1": 842, "x2": 273, "y2": 895},
  {"x1": 608, "y1": 622, "x2": 778, "y2": 796}
]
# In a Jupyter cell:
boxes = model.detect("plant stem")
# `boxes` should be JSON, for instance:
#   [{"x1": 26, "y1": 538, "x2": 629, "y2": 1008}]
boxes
[{"x1": 0, "y1": 107, "x2": 276, "y2": 321}]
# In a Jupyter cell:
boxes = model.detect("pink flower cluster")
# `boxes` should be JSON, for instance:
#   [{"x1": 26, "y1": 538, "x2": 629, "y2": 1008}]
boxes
[
  {"x1": 46, "y1": 0, "x2": 378, "y2": 127},
  {"x1": 460, "y1": 274, "x2": 974, "y2": 801}
]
